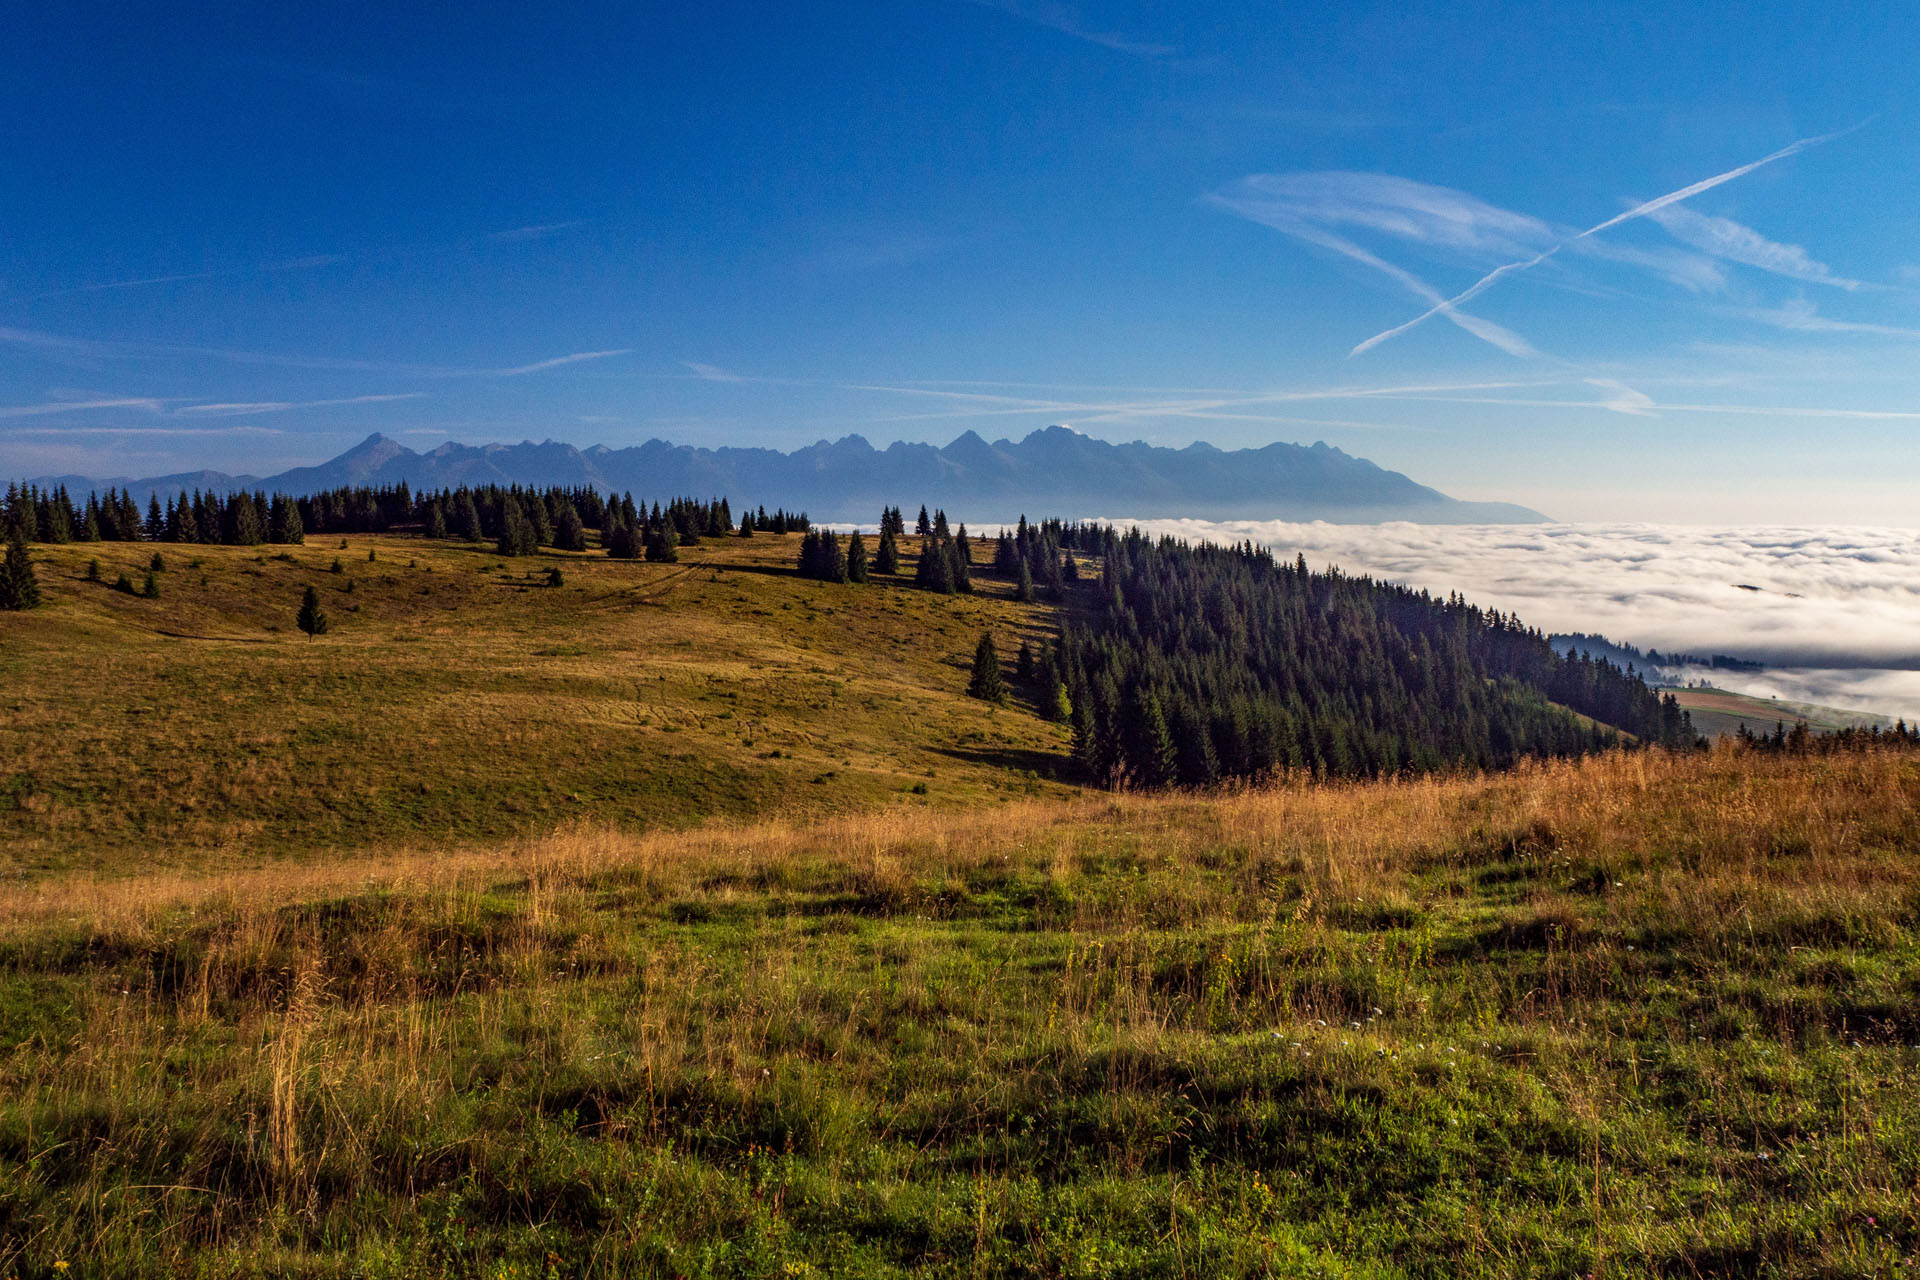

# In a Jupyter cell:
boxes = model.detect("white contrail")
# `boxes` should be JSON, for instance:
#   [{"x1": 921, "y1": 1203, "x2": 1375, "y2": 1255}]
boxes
[
  {"x1": 1350, "y1": 126, "x2": 1859, "y2": 357},
  {"x1": 1272, "y1": 219, "x2": 1540, "y2": 357}
]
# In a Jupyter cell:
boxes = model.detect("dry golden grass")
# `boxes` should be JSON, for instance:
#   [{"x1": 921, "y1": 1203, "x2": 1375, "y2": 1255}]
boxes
[
  {"x1": 7, "y1": 740, "x2": 1907, "y2": 940},
  {"x1": 0, "y1": 532, "x2": 1069, "y2": 875},
  {"x1": 2, "y1": 744, "x2": 1918, "y2": 1274}
]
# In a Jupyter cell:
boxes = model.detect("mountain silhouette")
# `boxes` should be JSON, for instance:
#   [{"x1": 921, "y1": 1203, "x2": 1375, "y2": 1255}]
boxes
[{"x1": 33, "y1": 426, "x2": 1547, "y2": 523}]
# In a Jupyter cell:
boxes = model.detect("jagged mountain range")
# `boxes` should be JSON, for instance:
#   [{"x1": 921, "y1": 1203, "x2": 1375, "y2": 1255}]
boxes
[{"x1": 31, "y1": 427, "x2": 1547, "y2": 523}]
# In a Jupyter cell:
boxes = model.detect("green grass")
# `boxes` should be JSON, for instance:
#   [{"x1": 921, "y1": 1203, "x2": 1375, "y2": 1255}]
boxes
[
  {"x1": 0, "y1": 534, "x2": 1069, "y2": 875},
  {"x1": 1, "y1": 749, "x2": 1917, "y2": 1275},
  {"x1": 1667, "y1": 685, "x2": 1895, "y2": 740}
]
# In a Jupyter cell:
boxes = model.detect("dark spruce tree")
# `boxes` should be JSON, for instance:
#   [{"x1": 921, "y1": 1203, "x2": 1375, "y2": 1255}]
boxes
[
  {"x1": 296, "y1": 584, "x2": 328, "y2": 639},
  {"x1": 607, "y1": 520, "x2": 643, "y2": 560},
  {"x1": 874, "y1": 526, "x2": 899, "y2": 575},
  {"x1": 846, "y1": 530, "x2": 870, "y2": 583},
  {"x1": 554, "y1": 503, "x2": 587, "y2": 552},
  {"x1": 496, "y1": 496, "x2": 538, "y2": 557},
  {"x1": 915, "y1": 537, "x2": 956, "y2": 594},
  {"x1": 797, "y1": 529, "x2": 848, "y2": 583},
  {"x1": 271, "y1": 495, "x2": 306, "y2": 545},
  {"x1": 457, "y1": 491, "x2": 485, "y2": 543},
  {"x1": 1041, "y1": 665, "x2": 1073, "y2": 723},
  {"x1": 644, "y1": 525, "x2": 679, "y2": 563},
  {"x1": 967, "y1": 632, "x2": 1005, "y2": 703},
  {"x1": 527, "y1": 496, "x2": 554, "y2": 547},
  {"x1": 0, "y1": 533, "x2": 40, "y2": 610},
  {"x1": 1121, "y1": 686, "x2": 1176, "y2": 789}
]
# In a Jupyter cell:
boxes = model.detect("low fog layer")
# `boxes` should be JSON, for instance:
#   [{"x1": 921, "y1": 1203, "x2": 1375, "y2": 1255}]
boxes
[{"x1": 1100, "y1": 520, "x2": 1920, "y2": 719}]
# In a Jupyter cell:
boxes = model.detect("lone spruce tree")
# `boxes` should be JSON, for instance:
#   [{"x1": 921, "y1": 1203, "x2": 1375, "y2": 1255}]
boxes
[
  {"x1": 1042, "y1": 666, "x2": 1073, "y2": 722},
  {"x1": 0, "y1": 533, "x2": 40, "y2": 610},
  {"x1": 846, "y1": 530, "x2": 869, "y2": 583},
  {"x1": 1122, "y1": 686, "x2": 1175, "y2": 788},
  {"x1": 967, "y1": 632, "x2": 1004, "y2": 702},
  {"x1": 554, "y1": 503, "x2": 587, "y2": 552},
  {"x1": 296, "y1": 584, "x2": 329, "y2": 639}
]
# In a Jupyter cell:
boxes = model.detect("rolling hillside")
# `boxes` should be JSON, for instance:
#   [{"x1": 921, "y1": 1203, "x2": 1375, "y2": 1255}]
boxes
[
  {"x1": 0, "y1": 532, "x2": 1069, "y2": 875},
  {"x1": 1667, "y1": 685, "x2": 1895, "y2": 739}
]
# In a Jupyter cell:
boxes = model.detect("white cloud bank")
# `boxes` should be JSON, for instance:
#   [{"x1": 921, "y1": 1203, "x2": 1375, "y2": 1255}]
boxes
[{"x1": 1093, "y1": 518, "x2": 1920, "y2": 718}]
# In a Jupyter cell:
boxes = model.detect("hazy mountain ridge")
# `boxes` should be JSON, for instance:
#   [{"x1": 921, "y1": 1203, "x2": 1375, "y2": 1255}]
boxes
[{"x1": 31, "y1": 426, "x2": 1548, "y2": 523}]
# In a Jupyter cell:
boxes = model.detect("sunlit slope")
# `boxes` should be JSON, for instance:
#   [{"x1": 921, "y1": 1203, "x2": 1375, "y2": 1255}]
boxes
[
  {"x1": 1669, "y1": 684, "x2": 1895, "y2": 739},
  {"x1": 0, "y1": 534, "x2": 1069, "y2": 874}
]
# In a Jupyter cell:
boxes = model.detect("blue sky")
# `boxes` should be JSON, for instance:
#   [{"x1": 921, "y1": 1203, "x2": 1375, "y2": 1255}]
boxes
[{"x1": 3, "y1": 1, "x2": 1918, "y2": 522}]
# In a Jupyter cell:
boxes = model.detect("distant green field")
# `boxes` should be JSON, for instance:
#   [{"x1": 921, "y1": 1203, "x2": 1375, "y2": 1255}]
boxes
[
  {"x1": 1665, "y1": 685, "x2": 1894, "y2": 740},
  {"x1": 0, "y1": 533, "x2": 1072, "y2": 876}
]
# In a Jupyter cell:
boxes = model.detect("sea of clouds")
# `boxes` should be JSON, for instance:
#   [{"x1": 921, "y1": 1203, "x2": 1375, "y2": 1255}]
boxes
[{"x1": 1095, "y1": 520, "x2": 1920, "y2": 720}]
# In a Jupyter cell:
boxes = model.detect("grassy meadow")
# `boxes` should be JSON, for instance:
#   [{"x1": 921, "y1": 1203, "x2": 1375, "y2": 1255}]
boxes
[
  {"x1": 2, "y1": 532, "x2": 1919, "y2": 1276},
  {"x1": 1668, "y1": 686, "x2": 1895, "y2": 742},
  {"x1": 0, "y1": 533, "x2": 1068, "y2": 876}
]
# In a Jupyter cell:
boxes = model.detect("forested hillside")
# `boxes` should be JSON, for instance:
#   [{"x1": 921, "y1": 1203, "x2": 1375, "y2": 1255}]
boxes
[{"x1": 1042, "y1": 527, "x2": 1694, "y2": 786}]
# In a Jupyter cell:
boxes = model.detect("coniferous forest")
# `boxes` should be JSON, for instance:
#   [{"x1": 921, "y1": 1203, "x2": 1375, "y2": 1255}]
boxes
[
  {"x1": 1041, "y1": 525, "x2": 1698, "y2": 788},
  {"x1": 0, "y1": 480, "x2": 806, "y2": 553}
]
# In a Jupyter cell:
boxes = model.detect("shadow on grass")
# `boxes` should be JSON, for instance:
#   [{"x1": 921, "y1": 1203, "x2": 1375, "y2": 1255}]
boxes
[{"x1": 931, "y1": 744, "x2": 1068, "y2": 778}]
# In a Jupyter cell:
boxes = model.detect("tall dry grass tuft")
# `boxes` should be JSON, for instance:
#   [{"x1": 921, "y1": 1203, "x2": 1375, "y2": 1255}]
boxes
[{"x1": 268, "y1": 950, "x2": 325, "y2": 1198}]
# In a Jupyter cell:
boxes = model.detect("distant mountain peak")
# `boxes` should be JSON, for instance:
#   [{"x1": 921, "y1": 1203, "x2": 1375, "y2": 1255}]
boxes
[{"x1": 35, "y1": 430, "x2": 1548, "y2": 524}]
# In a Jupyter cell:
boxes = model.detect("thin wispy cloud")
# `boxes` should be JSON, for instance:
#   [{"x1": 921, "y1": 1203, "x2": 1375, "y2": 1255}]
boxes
[
  {"x1": 492, "y1": 349, "x2": 633, "y2": 377},
  {"x1": 35, "y1": 254, "x2": 348, "y2": 299},
  {"x1": 682, "y1": 361, "x2": 753, "y2": 383},
  {"x1": 485, "y1": 221, "x2": 586, "y2": 242},
  {"x1": 1363, "y1": 389, "x2": 1920, "y2": 421},
  {"x1": 1646, "y1": 205, "x2": 1859, "y2": 290},
  {"x1": 69, "y1": 270, "x2": 220, "y2": 294},
  {"x1": 0, "y1": 323, "x2": 442, "y2": 374},
  {"x1": 1349, "y1": 127, "x2": 1856, "y2": 355},
  {"x1": 2, "y1": 424, "x2": 284, "y2": 437},
  {"x1": 1207, "y1": 179, "x2": 1543, "y2": 357},
  {"x1": 847, "y1": 377, "x2": 1569, "y2": 426},
  {"x1": 177, "y1": 393, "x2": 424, "y2": 416},
  {"x1": 0, "y1": 396, "x2": 167, "y2": 419},
  {"x1": 1743, "y1": 298, "x2": 1920, "y2": 339},
  {"x1": 1214, "y1": 172, "x2": 1552, "y2": 256},
  {"x1": 1, "y1": 324, "x2": 638, "y2": 381},
  {"x1": 966, "y1": 0, "x2": 1173, "y2": 57},
  {"x1": 1583, "y1": 379, "x2": 1658, "y2": 416}
]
